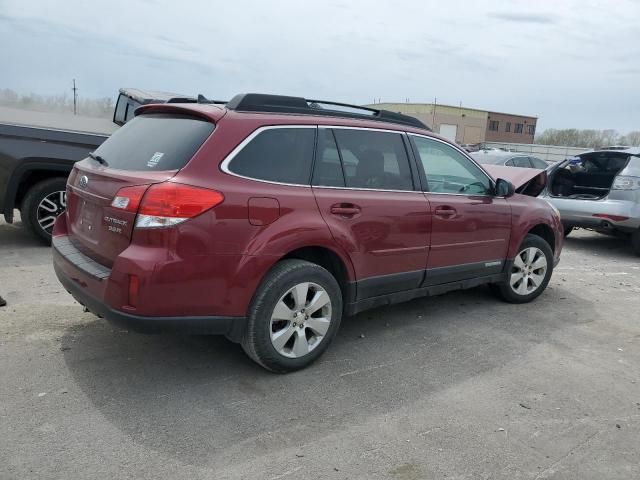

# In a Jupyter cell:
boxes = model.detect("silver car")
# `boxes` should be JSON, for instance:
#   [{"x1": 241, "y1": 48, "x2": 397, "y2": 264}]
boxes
[
  {"x1": 471, "y1": 150, "x2": 550, "y2": 170},
  {"x1": 479, "y1": 147, "x2": 640, "y2": 256},
  {"x1": 540, "y1": 147, "x2": 640, "y2": 255}
]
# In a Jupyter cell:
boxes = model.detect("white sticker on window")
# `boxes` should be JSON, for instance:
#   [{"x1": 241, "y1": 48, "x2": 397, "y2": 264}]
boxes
[{"x1": 147, "y1": 152, "x2": 164, "y2": 168}]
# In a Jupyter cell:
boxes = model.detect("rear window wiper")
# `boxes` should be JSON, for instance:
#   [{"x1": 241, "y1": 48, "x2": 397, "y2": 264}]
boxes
[{"x1": 89, "y1": 152, "x2": 108, "y2": 166}]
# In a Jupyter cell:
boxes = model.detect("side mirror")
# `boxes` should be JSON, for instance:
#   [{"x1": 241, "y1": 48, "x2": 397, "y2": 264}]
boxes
[
  {"x1": 112, "y1": 93, "x2": 127, "y2": 126},
  {"x1": 495, "y1": 178, "x2": 515, "y2": 197}
]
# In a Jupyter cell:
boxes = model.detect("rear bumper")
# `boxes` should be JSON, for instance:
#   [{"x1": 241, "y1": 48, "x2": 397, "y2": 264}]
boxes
[
  {"x1": 546, "y1": 196, "x2": 640, "y2": 231},
  {"x1": 51, "y1": 220, "x2": 248, "y2": 341},
  {"x1": 54, "y1": 261, "x2": 245, "y2": 340}
]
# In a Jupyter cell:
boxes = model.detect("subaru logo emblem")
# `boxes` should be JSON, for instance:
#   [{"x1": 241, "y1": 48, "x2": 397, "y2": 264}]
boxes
[{"x1": 79, "y1": 175, "x2": 89, "y2": 189}]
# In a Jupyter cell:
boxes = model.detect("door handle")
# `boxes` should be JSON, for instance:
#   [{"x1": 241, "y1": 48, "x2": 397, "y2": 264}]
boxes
[
  {"x1": 330, "y1": 203, "x2": 361, "y2": 217},
  {"x1": 434, "y1": 206, "x2": 457, "y2": 218}
]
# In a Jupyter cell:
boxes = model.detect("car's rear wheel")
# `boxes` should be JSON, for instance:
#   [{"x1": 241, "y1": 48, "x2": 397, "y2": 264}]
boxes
[
  {"x1": 242, "y1": 259, "x2": 342, "y2": 373},
  {"x1": 491, "y1": 234, "x2": 554, "y2": 303},
  {"x1": 631, "y1": 230, "x2": 640, "y2": 257},
  {"x1": 20, "y1": 178, "x2": 67, "y2": 244}
]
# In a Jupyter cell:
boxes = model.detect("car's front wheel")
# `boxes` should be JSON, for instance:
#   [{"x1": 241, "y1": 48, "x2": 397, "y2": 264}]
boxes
[
  {"x1": 242, "y1": 259, "x2": 342, "y2": 373},
  {"x1": 491, "y1": 234, "x2": 554, "y2": 303}
]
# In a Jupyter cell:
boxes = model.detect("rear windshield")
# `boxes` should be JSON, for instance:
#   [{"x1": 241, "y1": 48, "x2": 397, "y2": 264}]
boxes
[{"x1": 93, "y1": 113, "x2": 214, "y2": 171}]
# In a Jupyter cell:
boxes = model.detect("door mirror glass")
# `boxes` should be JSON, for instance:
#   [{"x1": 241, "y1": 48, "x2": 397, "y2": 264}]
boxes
[{"x1": 495, "y1": 178, "x2": 515, "y2": 197}]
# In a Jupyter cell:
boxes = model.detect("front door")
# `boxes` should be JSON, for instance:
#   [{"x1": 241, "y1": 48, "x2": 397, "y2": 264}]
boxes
[
  {"x1": 312, "y1": 128, "x2": 431, "y2": 299},
  {"x1": 409, "y1": 135, "x2": 512, "y2": 285}
]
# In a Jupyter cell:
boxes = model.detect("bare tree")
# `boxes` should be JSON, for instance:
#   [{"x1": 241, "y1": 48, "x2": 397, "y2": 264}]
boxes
[
  {"x1": 618, "y1": 131, "x2": 640, "y2": 146},
  {"x1": 535, "y1": 128, "x2": 628, "y2": 148},
  {"x1": 0, "y1": 88, "x2": 113, "y2": 118}
]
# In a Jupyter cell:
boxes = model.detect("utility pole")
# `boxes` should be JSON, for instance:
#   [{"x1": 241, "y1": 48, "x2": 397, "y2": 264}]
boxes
[
  {"x1": 432, "y1": 97, "x2": 437, "y2": 127},
  {"x1": 72, "y1": 79, "x2": 78, "y2": 115}
]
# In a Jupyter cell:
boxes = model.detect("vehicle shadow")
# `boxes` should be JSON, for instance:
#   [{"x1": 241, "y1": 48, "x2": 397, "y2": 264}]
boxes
[
  {"x1": 0, "y1": 218, "x2": 47, "y2": 249},
  {"x1": 564, "y1": 230, "x2": 638, "y2": 260},
  {"x1": 61, "y1": 283, "x2": 592, "y2": 467}
]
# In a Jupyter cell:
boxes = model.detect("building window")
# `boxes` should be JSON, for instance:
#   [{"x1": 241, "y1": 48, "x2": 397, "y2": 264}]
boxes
[
  {"x1": 514, "y1": 123, "x2": 524, "y2": 134},
  {"x1": 527, "y1": 125, "x2": 535, "y2": 135},
  {"x1": 505, "y1": 122, "x2": 511, "y2": 132},
  {"x1": 489, "y1": 120, "x2": 499, "y2": 131}
]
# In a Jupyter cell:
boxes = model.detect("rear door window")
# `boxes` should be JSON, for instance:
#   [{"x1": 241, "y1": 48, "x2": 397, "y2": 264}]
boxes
[
  {"x1": 510, "y1": 156, "x2": 532, "y2": 168},
  {"x1": 227, "y1": 127, "x2": 316, "y2": 185},
  {"x1": 332, "y1": 129, "x2": 414, "y2": 191},
  {"x1": 529, "y1": 157, "x2": 548, "y2": 169},
  {"x1": 93, "y1": 113, "x2": 214, "y2": 171}
]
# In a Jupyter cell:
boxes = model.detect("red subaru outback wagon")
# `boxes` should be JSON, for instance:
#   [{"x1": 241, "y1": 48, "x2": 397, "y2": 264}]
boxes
[{"x1": 53, "y1": 93, "x2": 563, "y2": 372}]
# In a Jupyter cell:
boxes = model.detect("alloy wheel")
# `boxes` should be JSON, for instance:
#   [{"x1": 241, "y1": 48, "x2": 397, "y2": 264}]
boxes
[
  {"x1": 510, "y1": 247, "x2": 548, "y2": 296},
  {"x1": 37, "y1": 191, "x2": 66, "y2": 233},
  {"x1": 270, "y1": 282, "x2": 332, "y2": 358}
]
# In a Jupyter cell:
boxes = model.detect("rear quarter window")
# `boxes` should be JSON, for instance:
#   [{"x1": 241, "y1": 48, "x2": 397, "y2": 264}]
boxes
[
  {"x1": 93, "y1": 113, "x2": 214, "y2": 171},
  {"x1": 226, "y1": 127, "x2": 316, "y2": 184}
]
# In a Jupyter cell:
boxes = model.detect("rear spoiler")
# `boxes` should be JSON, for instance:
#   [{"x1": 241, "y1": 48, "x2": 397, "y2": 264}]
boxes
[{"x1": 134, "y1": 104, "x2": 226, "y2": 123}]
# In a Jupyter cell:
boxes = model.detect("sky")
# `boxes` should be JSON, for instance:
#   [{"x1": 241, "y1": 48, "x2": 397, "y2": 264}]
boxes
[{"x1": 1, "y1": 0, "x2": 639, "y2": 132}]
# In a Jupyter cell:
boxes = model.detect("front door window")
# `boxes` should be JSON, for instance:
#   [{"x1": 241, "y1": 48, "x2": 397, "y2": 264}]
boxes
[{"x1": 411, "y1": 136, "x2": 491, "y2": 195}]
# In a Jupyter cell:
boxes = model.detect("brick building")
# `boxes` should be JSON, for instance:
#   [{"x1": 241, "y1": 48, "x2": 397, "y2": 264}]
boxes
[
  {"x1": 367, "y1": 102, "x2": 537, "y2": 145},
  {"x1": 484, "y1": 111, "x2": 537, "y2": 143}
]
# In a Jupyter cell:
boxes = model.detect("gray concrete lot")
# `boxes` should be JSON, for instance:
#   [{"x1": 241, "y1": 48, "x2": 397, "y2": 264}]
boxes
[{"x1": 1, "y1": 217, "x2": 639, "y2": 480}]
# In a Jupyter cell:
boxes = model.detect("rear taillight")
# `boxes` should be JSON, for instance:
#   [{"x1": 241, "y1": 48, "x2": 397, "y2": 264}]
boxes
[
  {"x1": 135, "y1": 183, "x2": 224, "y2": 228},
  {"x1": 612, "y1": 176, "x2": 640, "y2": 190},
  {"x1": 111, "y1": 185, "x2": 150, "y2": 213}
]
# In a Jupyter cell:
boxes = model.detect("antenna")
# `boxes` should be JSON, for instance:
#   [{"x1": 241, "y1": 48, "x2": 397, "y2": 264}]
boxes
[{"x1": 72, "y1": 79, "x2": 78, "y2": 115}]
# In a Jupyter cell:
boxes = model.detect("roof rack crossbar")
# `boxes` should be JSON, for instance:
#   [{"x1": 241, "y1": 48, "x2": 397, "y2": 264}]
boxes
[{"x1": 225, "y1": 93, "x2": 429, "y2": 130}]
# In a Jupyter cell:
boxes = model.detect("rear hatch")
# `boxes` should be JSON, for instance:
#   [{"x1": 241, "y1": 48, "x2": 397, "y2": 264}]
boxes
[{"x1": 65, "y1": 112, "x2": 215, "y2": 266}]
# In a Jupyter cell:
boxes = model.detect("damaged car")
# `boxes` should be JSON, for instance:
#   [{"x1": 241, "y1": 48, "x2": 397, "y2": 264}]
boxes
[
  {"x1": 486, "y1": 148, "x2": 640, "y2": 255},
  {"x1": 543, "y1": 148, "x2": 640, "y2": 255}
]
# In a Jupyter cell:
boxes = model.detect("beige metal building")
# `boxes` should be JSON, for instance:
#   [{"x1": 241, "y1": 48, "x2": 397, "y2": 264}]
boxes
[{"x1": 368, "y1": 102, "x2": 537, "y2": 145}]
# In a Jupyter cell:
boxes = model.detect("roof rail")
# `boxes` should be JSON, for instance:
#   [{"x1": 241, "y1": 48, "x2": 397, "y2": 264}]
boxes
[{"x1": 226, "y1": 93, "x2": 430, "y2": 130}]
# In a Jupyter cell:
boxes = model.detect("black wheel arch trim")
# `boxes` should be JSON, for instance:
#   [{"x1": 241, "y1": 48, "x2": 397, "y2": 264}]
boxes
[{"x1": 2, "y1": 159, "x2": 73, "y2": 222}]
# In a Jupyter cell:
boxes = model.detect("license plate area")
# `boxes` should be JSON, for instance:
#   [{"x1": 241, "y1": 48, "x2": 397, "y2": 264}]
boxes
[{"x1": 78, "y1": 199, "x2": 100, "y2": 236}]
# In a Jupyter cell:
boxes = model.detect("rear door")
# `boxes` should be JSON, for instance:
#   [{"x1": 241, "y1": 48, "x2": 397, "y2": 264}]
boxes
[
  {"x1": 312, "y1": 127, "x2": 431, "y2": 299},
  {"x1": 66, "y1": 113, "x2": 214, "y2": 266},
  {"x1": 409, "y1": 134, "x2": 512, "y2": 285}
]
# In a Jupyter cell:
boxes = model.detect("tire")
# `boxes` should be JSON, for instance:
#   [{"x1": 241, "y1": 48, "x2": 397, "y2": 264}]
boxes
[
  {"x1": 632, "y1": 230, "x2": 640, "y2": 257},
  {"x1": 564, "y1": 226, "x2": 573, "y2": 237},
  {"x1": 20, "y1": 177, "x2": 67, "y2": 244},
  {"x1": 241, "y1": 259, "x2": 342, "y2": 373},
  {"x1": 491, "y1": 234, "x2": 554, "y2": 304}
]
